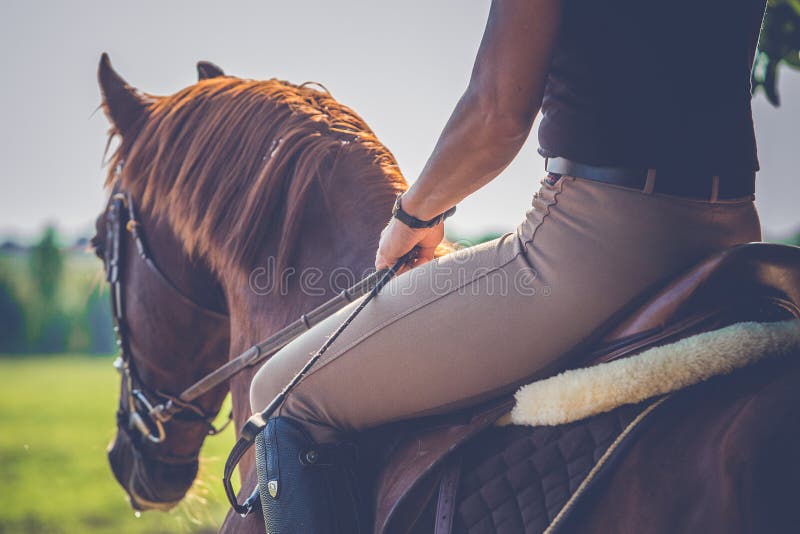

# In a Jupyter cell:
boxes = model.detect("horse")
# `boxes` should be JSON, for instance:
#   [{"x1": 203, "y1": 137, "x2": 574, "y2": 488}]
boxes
[{"x1": 92, "y1": 54, "x2": 800, "y2": 533}]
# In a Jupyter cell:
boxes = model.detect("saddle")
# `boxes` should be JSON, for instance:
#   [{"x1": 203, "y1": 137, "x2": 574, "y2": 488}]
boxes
[{"x1": 371, "y1": 243, "x2": 800, "y2": 534}]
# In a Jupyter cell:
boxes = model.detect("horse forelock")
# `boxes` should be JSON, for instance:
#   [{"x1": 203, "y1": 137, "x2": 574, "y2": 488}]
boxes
[{"x1": 103, "y1": 77, "x2": 406, "y2": 281}]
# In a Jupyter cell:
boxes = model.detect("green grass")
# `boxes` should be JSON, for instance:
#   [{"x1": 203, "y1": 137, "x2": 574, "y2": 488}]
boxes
[{"x1": 0, "y1": 355, "x2": 236, "y2": 534}]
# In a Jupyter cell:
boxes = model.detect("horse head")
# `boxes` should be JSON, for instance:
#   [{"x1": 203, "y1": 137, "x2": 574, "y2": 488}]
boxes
[{"x1": 93, "y1": 54, "x2": 232, "y2": 510}]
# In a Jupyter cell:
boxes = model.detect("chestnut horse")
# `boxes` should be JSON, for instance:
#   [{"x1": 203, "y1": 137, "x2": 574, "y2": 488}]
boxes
[
  {"x1": 93, "y1": 54, "x2": 800, "y2": 534},
  {"x1": 92, "y1": 54, "x2": 404, "y2": 532}
]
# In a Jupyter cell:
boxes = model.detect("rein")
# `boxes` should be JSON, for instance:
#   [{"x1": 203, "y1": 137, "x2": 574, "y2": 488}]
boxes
[{"x1": 154, "y1": 261, "x2": 399, "y2": 422}]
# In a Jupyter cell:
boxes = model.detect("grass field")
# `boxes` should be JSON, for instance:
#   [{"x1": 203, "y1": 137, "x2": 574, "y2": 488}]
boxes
[{"x1": 0, "y1": 355, "x2": 236, "y2": 534}]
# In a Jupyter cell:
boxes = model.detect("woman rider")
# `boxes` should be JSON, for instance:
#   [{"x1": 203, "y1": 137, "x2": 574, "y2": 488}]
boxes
[{"x1": 249, "y1": 0, "x2": 766, "y2": 530}]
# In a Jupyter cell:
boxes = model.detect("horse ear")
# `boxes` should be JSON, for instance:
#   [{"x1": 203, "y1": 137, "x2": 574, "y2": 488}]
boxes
[
  {"x1": 97, "y1": 53, "x2": 148, "y2": 136},
  {"x1": 197, "y1": 61, "x2": 225, "y2": 80}
]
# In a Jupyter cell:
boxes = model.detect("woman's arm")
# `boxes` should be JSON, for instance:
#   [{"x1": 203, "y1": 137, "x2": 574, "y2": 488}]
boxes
[{"x1": 376, "y1": 0, "x2": 561, "y2": 270}]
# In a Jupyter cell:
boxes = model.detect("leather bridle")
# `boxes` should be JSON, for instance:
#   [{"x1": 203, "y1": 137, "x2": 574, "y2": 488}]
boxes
[
  {"x1": 103, "y1": 186, "x2": 231, "y2": 450},
  {"x1": 101, "y1": 181, "x2": 393, "y2": 456}
]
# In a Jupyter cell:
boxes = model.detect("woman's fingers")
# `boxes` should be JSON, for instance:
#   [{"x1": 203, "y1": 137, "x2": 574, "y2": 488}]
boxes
[{"x1": 374, "y1": 219, "x2": 445, "y2": 271}]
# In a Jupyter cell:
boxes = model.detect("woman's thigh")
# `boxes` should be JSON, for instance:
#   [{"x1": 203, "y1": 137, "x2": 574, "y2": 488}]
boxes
[
  {"x1": 249, "y1": 233, "x2": 529, "y2": 437},
  {"x1": 250, "y1": 175, "x2": 762, "y2": 443}
]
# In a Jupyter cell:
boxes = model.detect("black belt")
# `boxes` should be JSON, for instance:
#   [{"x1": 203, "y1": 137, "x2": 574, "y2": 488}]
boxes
[{"x1": 544, "y1": 156, "x2": 755, "y2": 201}]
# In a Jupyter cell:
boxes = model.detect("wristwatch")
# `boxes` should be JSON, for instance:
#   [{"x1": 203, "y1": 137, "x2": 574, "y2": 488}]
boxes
[{"x1": 392, "y1": 194, "x2": 457, "y2": 229}]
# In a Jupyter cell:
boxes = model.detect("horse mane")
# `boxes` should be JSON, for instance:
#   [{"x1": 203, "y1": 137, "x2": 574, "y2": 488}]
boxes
[{"x1": 104, "y1": 77, "x2": 406, "y2": 279}]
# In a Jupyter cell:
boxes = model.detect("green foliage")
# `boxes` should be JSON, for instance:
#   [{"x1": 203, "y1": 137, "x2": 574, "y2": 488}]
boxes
[
  {"x1": 29, "y1": 226, "x2": 63, "y2": 302},
  {"x1": 0, "y1": 273, "x2": 25, "y2": 352},
  {"x1": 783, "y1": 230, "x2": 800, "y2": 246},
  {"x1": 86, "y1": 287, "x2": 116, "y2": 354},
  {"x1": 752, "y1": 0, "x2": 800, "y2": 105},
  {"x1": 0, "y1": 356, "x2": 234, "y2": 533},
  {"x1": 33, "y1": 310, "x2": 71, "y2": 353},
  {"x1": 0, "y1": 228, "x2": 115, "y2": 355},
  {"x1": 446, "y1": 230, "x2": 505, "y2": 248}
]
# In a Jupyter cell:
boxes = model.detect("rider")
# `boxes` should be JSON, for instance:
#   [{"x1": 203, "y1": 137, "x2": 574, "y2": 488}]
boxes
[{"x1": 249, "y1": 0, "x2": 766, "y2": 531}]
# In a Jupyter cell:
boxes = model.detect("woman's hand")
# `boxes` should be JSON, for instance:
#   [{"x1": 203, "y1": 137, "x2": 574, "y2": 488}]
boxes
[{"x1": 375, "y1": 217, "x2": 444, "y2": 272}]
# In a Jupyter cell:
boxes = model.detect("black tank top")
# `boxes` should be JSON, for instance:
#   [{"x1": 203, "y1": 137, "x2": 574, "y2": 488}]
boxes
[{"x1": 538, "y1": 0, "x2": 767, "y2": 174}]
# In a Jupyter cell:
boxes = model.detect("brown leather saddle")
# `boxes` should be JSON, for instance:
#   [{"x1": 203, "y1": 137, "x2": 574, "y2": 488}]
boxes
[{"x1": 370, "y1": 243, "x2": 800, "y2": 534}]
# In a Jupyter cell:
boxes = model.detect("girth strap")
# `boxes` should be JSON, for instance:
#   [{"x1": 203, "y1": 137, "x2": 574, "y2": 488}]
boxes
[{"x1": 434, "y1": 455, "x2": 462, "y2": 534}]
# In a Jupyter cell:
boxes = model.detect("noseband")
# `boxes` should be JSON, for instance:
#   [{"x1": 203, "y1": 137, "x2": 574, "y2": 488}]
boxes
[{"x1": 103, "y1": 187, "x2": 231, "y2": 452}]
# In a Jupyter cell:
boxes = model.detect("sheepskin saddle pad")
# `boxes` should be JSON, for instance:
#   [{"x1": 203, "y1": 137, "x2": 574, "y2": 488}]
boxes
[
  {"x1": 446, "y1": 320, "x2": 800, "y2": 534},
  {"x1": 510, "y1": 320, "x2": 800, "y2": 427}
]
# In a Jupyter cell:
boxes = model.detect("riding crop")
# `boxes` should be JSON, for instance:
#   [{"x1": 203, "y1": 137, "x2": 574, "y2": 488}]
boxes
[{"x1": 223, "y1": 247, "x2": 420, "y2": 516}]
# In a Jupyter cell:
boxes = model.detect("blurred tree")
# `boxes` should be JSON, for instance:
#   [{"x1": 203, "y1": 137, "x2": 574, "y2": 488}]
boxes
[
  {"x1": 35, "y1": 311, "x2": 70, "y2": 353},
  {"x1": 85, "y1": 287, "x2": 115, "y2": 354},
  {"x1": 29, "y1": 226, "x2": 63, "y2": 302},
  {"x1": 25, "y1": 226, "x2": 70, "y2": 353},
  {"x1": 0, "y1": 273, "x2": 25, "y2": 353}
]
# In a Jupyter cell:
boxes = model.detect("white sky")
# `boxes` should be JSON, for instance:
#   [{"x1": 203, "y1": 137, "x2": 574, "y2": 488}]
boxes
[{"x1": 1, "y1": 1, "x2": 798, "y2": 241}]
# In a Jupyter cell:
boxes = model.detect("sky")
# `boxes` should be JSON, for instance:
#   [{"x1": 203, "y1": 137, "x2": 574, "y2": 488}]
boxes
[{"x1": 1, "y1": 1, "x2": 798, "y2": 242}]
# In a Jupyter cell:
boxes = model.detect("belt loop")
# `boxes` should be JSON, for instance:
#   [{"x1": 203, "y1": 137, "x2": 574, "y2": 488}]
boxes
[
  {"x1": 643, "y1": 169, "x2": 656, "y2": 194},
  {"x1": 710, "y1": 175, "x2": 720, "y2": 203}
]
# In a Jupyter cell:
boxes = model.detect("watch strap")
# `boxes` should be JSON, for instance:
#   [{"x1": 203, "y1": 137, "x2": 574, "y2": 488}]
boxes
[{"x1": 392, "y1": 195, "x2": 456, "y2": 229}]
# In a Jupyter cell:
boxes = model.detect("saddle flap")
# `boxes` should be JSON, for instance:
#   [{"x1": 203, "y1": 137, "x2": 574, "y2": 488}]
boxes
[{"x1": 373, "y1": 401, "x2": 513, "y2": 533}]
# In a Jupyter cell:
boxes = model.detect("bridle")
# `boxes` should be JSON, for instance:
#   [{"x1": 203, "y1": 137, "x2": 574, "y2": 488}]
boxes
[
  {"x1": 103, "y1": 184, "x2": 232, "y2": 450},
  {"x1": 101, "y1": 181, "x2": 393, "y2": 455}
]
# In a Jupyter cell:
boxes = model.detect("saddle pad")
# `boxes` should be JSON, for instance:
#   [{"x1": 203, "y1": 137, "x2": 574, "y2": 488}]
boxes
[
  {"x1": 511, "y1": 320, "x2": 800, "y2": 427},
  {"x1": 451, "y1": 399, "x2": 662, "y2": 534}
]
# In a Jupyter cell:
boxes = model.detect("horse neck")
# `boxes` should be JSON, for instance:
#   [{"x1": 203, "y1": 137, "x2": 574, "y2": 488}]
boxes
[{"x1": 222, "y1": 162, "x2": 404, "y2": 430}]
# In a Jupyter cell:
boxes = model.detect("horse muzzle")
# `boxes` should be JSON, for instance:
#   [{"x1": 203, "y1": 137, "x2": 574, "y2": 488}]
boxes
[{"x1": 107, "y1": 427, "x2": 197, "y2": 511}]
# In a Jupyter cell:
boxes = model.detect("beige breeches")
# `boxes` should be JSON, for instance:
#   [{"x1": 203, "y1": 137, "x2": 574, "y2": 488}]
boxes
[{"x1": 250, "y1": 174, "x2": 761, "y2": 443}]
